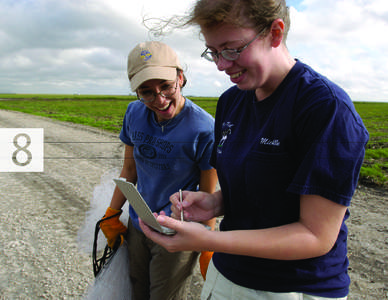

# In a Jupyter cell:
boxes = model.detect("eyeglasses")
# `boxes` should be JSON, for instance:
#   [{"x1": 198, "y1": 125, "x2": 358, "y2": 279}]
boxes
[
  {"x1": 201, "y1": 31, "x2": 264, "y2": 63},
  {"x1": 137, "y1": 79, "x2": 178, "y2": 103}
]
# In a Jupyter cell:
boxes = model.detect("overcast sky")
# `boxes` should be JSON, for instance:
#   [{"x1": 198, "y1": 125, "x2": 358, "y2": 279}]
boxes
[{"x1": 0, "y1": 0, "x2": 387, "y2": 101}]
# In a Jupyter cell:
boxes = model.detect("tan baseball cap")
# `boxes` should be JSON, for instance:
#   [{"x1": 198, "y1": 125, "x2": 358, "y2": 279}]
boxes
[{"x1": 127, "y1": 41, "x2": 183, "y2": 92}]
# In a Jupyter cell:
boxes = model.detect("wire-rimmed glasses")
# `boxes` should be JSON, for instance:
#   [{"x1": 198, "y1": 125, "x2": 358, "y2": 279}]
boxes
[
  {"x1": 138, "y1": 79, "x2": 178, "y2": 103},
  {"x1": 201, "y1": 30, "x2": 264, "y2": 63}
]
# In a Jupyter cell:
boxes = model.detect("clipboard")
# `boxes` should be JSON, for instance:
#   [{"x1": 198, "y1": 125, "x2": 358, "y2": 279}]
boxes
[{"x1": 113, "y1": 178, "x2": 176, "y2": 235}]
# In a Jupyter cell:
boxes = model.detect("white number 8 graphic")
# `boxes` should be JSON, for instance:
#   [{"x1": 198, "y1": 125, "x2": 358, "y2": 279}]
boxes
[{"x1": 12, "y1": 133, "x2": 32, "y2": 166}]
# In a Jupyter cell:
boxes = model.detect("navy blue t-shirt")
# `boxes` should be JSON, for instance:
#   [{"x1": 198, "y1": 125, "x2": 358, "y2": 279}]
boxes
[{"x1": 210, "y1": 61, "x2": 369, "y2": 297}]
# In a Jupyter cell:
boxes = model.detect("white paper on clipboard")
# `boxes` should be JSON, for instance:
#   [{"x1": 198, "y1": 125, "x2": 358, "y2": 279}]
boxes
[{"x1": 113, "y1": 179, "x2": 176, "y2": 235}]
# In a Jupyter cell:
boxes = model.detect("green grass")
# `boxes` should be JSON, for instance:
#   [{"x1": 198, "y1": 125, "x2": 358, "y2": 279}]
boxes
[
  {"x1": 354, "y1": 102, "x2": 388, "y2": 187},
  {"x1": 0, "y1": 94, "x2": 386, "y2": 187},
  {"x1": 0, "y1": 94, "x2": 137, "y2": 132}
]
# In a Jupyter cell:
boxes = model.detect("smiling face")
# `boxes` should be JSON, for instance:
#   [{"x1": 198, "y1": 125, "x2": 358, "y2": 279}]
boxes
[
  {"x1": 201, "y1": 22, "x2": 293, "y2": 100},
  {"x1": 137, "y1": 72, "x2": 185, "y2": 122},
  {"x1": 202, "y1": 24, "x2": 271, "y2": 90}
]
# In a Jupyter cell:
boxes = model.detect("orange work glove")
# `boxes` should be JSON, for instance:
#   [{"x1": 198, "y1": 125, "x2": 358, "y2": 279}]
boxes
[
  {"x1": 99, "y1": 207, "x2": 127, "y2": 249},
  {"x1": 199, "y1": 251, "x2": 213, "y2": 280}
]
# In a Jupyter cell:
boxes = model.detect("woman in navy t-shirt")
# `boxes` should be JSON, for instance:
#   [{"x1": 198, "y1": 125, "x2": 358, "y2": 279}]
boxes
[{"x1": 140, "y1": 1, "x2": 369, "y2": 299}]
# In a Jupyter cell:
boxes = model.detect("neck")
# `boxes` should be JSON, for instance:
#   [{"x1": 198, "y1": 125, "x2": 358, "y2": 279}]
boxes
[{"x1": 255, "y1": 52, "x2": 296, "y2": 101}]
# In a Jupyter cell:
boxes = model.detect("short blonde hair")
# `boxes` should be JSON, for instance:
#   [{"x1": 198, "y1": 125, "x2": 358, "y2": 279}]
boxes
[{"x1": 186, "y1": 0, "x2": 290, "y2": 41}]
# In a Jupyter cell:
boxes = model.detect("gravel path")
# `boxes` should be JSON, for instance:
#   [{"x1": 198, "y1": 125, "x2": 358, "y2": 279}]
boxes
[{"x1": 0, "y1": 110, "x2": 386, "y2": 299}]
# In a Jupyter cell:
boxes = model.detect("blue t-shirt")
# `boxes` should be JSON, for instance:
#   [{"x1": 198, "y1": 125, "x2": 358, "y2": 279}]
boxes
[
  {"x1": 210, "y1": 61, "x2": 369, "y2": 297},
  {"x1": 120, "y1": 98, "x2": 214, "y2": 230}
]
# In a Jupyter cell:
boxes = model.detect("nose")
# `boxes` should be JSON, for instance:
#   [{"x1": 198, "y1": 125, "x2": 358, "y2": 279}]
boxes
[
  {"x1": 216, "y1": 55, "x2": 233, "y2": 71},
  {"x1": 153, "y1": 91, "x2": 168, "y2": 104}
]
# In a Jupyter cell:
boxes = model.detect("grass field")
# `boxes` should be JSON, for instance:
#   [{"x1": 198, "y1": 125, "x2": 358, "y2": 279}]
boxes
[{"x1": 0, "y1": 94, "x2": 386, "y2": 187}]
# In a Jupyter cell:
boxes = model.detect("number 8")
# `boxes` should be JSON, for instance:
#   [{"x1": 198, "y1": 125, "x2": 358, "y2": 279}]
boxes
[{"x1": 12, "y1": 133, "x2": 32, "y2": 166}]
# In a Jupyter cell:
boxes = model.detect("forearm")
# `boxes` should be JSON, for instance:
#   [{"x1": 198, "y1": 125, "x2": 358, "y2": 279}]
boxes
[
  {"x1": 109, "y1": 187, "x2": 128, "y2": 210},
  {"x1": 205, "y1": 222, "x2": 326, "y2": 260},
  {"x1": 198, "y1": 168, "x2": 218, "y2": 229},
  {"x1": 198, "y1": 168, "x2": 218, "y2": 194},
  {"x1": 109, "y1": 170, "x2": 137, "y2": 210},
  {"x1": 147, "y1": 196, "x2": 346, "y2": 260},
  {"x1": 145, "y1": 215, "x2": 321, "y2": 259},
  {"x1": 109, "y1": 145, "x2": 137, "y2": 210},
  {"x1": 199, "y1": 194, "x2": 346, "y2": 260}
]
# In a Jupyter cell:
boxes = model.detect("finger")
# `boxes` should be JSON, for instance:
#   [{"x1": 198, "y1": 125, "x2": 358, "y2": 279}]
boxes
[
  {"x1": 183, "y1": 210, "x2": 191, "y2": 221},
  {"x1": 171, "y1": 209, "x2": 190, "y2": 221},
  {"x1": 139, "y1": 218, "x2": 181, "y2": 253},
  {"x1": 170, "y1": 211, "x2": 180, "y2": 220},
  {"x1": 180, "y1": 190, "x2": 195, "y2": 207},
  {"x1": 170, "y1": 204, "x2": 182, "y2": 218},
  {"x1": 156, "y1": 215, "x2": 181, "y2": 230},
  {"x1": 139, "y1": 218, "x2": 163, "y2": 239},
  {"x1": 170, "y1": 192, "x2": 181, "y2": 208},
  {"x1": 139, "y1": 218, "x2": 152, "y2": 235}
]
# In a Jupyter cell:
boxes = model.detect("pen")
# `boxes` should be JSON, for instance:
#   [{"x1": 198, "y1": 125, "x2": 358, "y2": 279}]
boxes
[{"x1": 179, "y1": 189, "x2": 184, "y2": 221}]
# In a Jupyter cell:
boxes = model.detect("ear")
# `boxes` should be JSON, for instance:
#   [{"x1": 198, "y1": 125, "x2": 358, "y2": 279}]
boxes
[
  {"x1": 270, "y1": 19, "x2": 285, "y2": 48},
  {"x1": 177, "y1": 70, "x2": 185, "y2": 87}
]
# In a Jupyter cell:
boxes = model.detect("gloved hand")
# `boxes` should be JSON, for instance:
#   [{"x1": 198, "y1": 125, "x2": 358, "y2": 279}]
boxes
[
  {"x1": 99, "y1": 207, "x2": 127, "y2": 249},
  {"x1": 199, "y1": 251, "x2": 213, "y2": 280}
]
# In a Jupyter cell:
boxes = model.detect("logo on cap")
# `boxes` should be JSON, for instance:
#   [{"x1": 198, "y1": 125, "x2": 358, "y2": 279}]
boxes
[{"x1": 140, "y1": 50, "x2": 152, "y2": 62}]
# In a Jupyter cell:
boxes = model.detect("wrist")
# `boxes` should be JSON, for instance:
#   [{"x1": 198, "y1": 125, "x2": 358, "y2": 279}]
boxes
[
  {"x1": 198, "y1": 227, "x2": 217, "y2": 252},
  {"x1": 211, "y1": 191, "x2": 224, "y2": 217},
  {"x1": 104, "y1": 207, "x2": 122, "y2": 218}
]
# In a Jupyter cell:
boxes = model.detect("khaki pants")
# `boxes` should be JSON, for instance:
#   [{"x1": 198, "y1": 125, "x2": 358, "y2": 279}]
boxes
[
  {"x1": 127, "y1": 220, "x2": 198, "y2": 300},
  {"x1": 201, "y1": 260, "x2": 348, "y2": 300}
]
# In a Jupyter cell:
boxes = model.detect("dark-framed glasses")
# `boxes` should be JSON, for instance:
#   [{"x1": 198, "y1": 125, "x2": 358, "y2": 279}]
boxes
[
  {"x1": 201, "y1": 31, "x2": 264, "y2": 63},
  {"x1": 138, "y1": 79, "x2": 178, "y2": 103}
]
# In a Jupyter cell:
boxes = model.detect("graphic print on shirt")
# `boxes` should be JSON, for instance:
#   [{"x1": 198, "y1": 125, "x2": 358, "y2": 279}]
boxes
[
  {"x1": 217, "y1": 122, "x2": 234, "y2": 154},
  {"x1": 132, "y1": 131, "x2": 175, "y2": 170}
]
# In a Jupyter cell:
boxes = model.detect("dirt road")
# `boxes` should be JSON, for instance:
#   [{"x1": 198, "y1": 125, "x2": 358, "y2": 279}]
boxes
[
  {"x1": 0, "y1": 110, "x2": 125, "y2": 298},
  {"x1": 0, "y1": 110, "x2": 386, "y2": 299}
]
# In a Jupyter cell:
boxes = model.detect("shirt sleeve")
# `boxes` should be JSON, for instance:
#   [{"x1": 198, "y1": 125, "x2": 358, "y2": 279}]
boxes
[
  {"x1": 288, "y1": 96, "x2": 369, "y2": 206},
  {"x1": 196, "y1": 130, "x2": 215, "y2": 171},
  {"x1": 119, "y1": 103, "x2": 134, "y2": 146}
]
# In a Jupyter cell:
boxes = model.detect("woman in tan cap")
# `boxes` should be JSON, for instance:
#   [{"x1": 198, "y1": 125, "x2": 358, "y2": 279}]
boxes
[{"x1": 99, "y1": 41, "x2": 217, "y2": 299}]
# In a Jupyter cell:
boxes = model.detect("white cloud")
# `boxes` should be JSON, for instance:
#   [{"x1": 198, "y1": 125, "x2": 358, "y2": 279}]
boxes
[
  {"x1": 288, "y1": 0, "x2": 388, "y2": 101},
  {"x1": 0, "y1": 0, "x2": 387, "y2": 101}
]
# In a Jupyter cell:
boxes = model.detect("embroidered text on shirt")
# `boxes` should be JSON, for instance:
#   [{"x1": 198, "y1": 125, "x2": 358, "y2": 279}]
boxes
[{"x1": 260, "y1": 138, "x2": 280, "y2": 146}]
